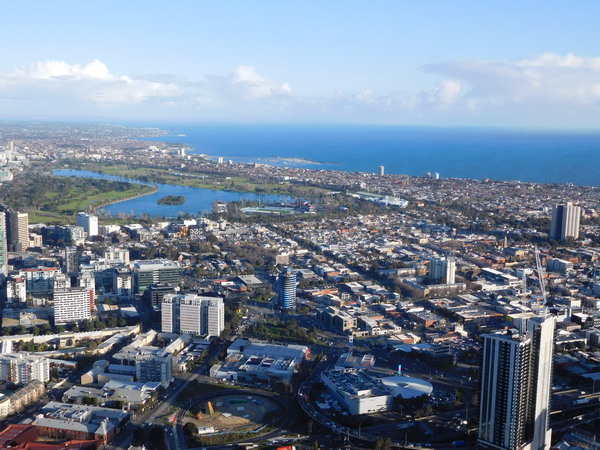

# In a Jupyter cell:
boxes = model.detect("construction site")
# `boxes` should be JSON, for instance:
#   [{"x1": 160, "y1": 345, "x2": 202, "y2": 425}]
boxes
[{"x1": 184, "y1": 392, "x2": 284, "y2": 435}]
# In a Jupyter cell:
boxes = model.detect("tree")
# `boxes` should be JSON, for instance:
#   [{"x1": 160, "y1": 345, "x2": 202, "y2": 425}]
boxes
[
  {"x1": 183, "y1": 422, "x2": 197, "y2": 435},
  {"x1": 374, "y1": 438, "x2": 393, "y2": 450}
]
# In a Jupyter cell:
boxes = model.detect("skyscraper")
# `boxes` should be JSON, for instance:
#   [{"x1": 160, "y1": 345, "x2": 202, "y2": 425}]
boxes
[
  {"x1": 550, "y1": 202, "x2": 581, "y2": 242},
  {"x1": 428, "y1": 256, "x2": 456, "y2": 284},
  {"x1": 378, "y1": 165, "x2": 385, "y2": 176},
  {"x1": 277, "y1": 267, "x2": 297, "y2": 309},
  {"x1": 478, "y1": 314, "x2": 555, "y2": 450},
  {"x1": 7, "y1": 211, "x2": 28, "y2": 252},
  {"x1": 0, "y1": 211, "x2": 8, "y2": 277}
]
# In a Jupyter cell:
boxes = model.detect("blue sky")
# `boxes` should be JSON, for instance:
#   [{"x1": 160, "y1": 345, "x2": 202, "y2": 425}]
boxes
[{"x1": 1, "y1": 1, "x2": 600, "y2": 128}]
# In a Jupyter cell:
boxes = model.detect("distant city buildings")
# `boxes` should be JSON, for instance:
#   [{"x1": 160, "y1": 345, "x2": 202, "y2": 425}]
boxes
[
  {"x1": 550, "y1": 202, "x2": 581, "y2": 242},
  {"x1": 378, "y1": 165, "x2": 385, "y2": 176},
  {"x1": 478, "y1": 314, "x2": 555, "y2": 450},
  {"x1": 76, "y1": 212, "x2": 98, "y2": 238},
  {"x1": 277, "y1": 266, "x2": 297, "y2": 309},
  {"x1": 161, "y1": 293, "x2": 224, "y2": 337}
]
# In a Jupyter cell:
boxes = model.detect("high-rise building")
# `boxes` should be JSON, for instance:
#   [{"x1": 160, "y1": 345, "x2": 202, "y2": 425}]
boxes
[
  {"x1": 277, "y1": 267, "x2": 297, "y2": 309},
  {"x1": 550, "y1": 202, "x2": 581, "y2": 242},
  {"x1": 6, "y1": 211, "x2": 28, "y2": 252},
  {"x1": 478, "y1": 314, "x2": 555, "y2": 450},
  {"x1": 76, "y1": 212, "x2": 98, "y2": 238},
  {"x1": 161, "y1": 294, "x2": 224, "y2": 336},
  {"x1": 378, "y1": 165, "x2": 385, "y2": 176},
  {"x1": 202, "y1": 297, "x2": 225, "y2": 337},
  {"x1": 0, "y1": 211, "x2": 8, "y2": 277},
  {"x1": 428, "y1": 256, "x2": 456, "y2": 284},
  {"x1": 53, "y1": 287, "x2": 92, "y2": 324},
  {"x1": 63, "y1": 246, "x2": 79, "y2": 275}
]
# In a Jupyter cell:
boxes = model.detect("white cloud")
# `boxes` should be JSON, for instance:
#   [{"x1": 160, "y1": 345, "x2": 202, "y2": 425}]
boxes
[
  {"x1": 1, "y1": 54, "x2": 600, "y2": 126},
  {"x1": 1, "y1": 59, "x2": 178, "y2": 105},
  {"x1": 230, "y1": 66, "x2": 292, "y2": 99},
  {"x1": 423, "y1": 53, "x2": 600, "y2": 108}
]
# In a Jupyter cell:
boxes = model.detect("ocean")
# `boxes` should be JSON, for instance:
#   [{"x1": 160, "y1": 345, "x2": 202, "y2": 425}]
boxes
[{"x1": 138, "y1": 124, "x2": 600, "y2": 187}]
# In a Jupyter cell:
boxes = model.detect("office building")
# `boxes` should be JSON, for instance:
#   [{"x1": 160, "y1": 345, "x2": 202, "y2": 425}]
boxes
[
  {"x1": 53, "y1": 287, "x2": 92, "y2": 324},
  {"x1": 428, "y1": 256, "x2": 456, "y2": 284},
  {"x1": 104, "y1": 247, "x2": 130, "y2": 264},
  {"x1": 550, "y1": 202, "x2": 581, "y2": 242},
  {"x1": 76, "y1": 212, "x2": 98, "y2": 238},
  {"x1": 162, "y1": 294, "x2": 224, "y2": 336},
  {"x1": 146, "y1": 283, "x2": 176, "y2": 309},
  {"x1": 277, "y1": 267, "x2": 297, "y2": 309},
  {"x1": 133, "y1": 259, "x2": 180, "y2": 294},
  {"x1": 135, "y1": 350, "x2": 173, "y2": 386},
  {"x1": 0, "y1": 211, "x2": 7, "y2": 277},
  {"x1": 63, "y1": 246, "x2": 79, "y2": 275},
  {"x1": 7, "y1": 211, "x2": 28, "y2": 252},
  {"x1": 478, "y1": 314, "x2": 556, "y2": 450},
  {"x1": 0, "y1": 353, "x2": 50, "y2": 384}
]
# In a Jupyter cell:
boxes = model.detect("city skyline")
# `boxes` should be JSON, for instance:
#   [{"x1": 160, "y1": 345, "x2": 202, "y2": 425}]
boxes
[{"x1": 1, "y1": 2, "x2": 600, "y2": 128}]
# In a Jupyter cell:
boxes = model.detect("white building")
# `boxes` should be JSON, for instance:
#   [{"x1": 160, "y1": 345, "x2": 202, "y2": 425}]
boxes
[
  {"x1": 6, "y1": 276, "x2": 26, "y2": 304},
  {"x1": 54, "y1": 287, "x2": 92, "y2": 324},
  {"x1": 76, "y1": 212, "x2": 99, "y2": 238},
  {"x1": 162, "y1": 294, "x2": 224, "y2": 337},
  {"x1": 0, "y1": 353, "x2": 50, "y2": 384},
  {"x1": 320, "y1": 369, "x2": 432, "y2": 415},
  {"x1": 104, "y1": 247, "x2": 130, "y2": 265}
]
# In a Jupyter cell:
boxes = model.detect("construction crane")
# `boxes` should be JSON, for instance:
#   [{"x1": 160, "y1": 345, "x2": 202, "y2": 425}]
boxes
[{"x1": 534, "y1": 246, "x2": 547, "y2": 305}]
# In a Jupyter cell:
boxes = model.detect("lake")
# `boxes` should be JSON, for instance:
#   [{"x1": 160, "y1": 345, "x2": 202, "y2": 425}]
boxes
[{"x1": 53, "y1": 169, "x2": 294, "y2": 217}]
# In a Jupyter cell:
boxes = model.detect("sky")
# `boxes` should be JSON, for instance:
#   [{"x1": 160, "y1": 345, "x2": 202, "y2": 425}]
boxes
[{"x1": 1, "y1": 1, "x2": 600, "y2": 128}]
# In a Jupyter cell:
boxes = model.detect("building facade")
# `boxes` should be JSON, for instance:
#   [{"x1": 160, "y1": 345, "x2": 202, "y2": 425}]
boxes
[
  {"x1": 0, "y1": 353, "x2": 50, "y2": 384},
  {"x1": 550, "y1": 202, "x2": 581, "y2": 242},
  {"x1": 429, "y1": 256, "x2": 456, "y2": 284},
  {"x1": 478, "y1": 315, "x2": 555, "y2": 450},
  {"x1": 161, "y1": 294, "x2": 224, "y2": 336},
  {"x1": 54, "y1": 287, "x2": 92, "y2": 324},
  {"x1": 133, "y1": 260, "x2": 180, "y2": 294},
  {"x1": 277, "y1": 267, "x2": 297, "y2": 309},
  {"x1": 76, "y1": 212, "x2": 99, "y2": 238}
]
